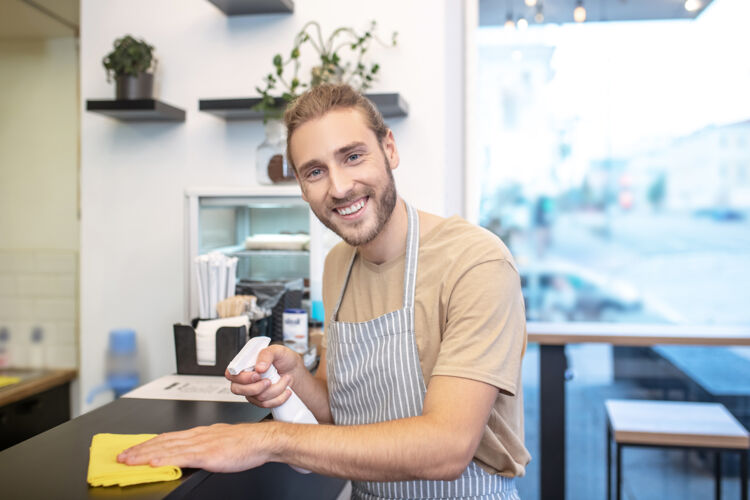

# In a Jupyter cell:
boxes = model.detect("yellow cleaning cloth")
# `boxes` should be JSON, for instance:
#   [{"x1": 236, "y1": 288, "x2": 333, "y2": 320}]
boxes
[
  {"x1": 87, "y1": 433, "x2": 182, "y2": 487},
  {"x1": 0, "y1": 376, "x2": 21, "y2": 388}
]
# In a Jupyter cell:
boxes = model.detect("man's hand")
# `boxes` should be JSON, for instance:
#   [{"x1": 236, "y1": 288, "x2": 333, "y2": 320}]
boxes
[
  {"x1": 116, "y1": 423, "x2": 274, "y2": 473},
  {"x1": 225, "y1": 344, "x2": 304, "y2": 408}
]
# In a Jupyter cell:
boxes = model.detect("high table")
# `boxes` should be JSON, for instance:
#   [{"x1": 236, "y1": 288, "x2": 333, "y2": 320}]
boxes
[
  {"x1": 0, "y1": 395, "x2": 347, "y2": 499},
  {"x1": 528, "y1": 322, "x2": 750, "y2": 500}
]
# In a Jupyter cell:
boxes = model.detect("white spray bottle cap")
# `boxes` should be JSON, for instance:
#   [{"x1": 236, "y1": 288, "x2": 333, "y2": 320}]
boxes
[{"x1": 227, "y1": 336, "x2": 271, "y2": 375}]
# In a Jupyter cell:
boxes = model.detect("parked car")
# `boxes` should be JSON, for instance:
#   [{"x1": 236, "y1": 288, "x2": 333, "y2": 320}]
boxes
[{"x1": 520, "y1": 261, "x2": 642, "y2": 322}]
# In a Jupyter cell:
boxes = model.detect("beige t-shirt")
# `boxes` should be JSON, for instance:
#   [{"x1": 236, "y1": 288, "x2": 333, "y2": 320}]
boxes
[{"x1": 322, "y1": 213, "x2": 531, "y2": 477}]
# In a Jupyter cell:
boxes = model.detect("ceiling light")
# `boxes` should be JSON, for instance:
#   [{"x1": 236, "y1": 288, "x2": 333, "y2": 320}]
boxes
[
  {"x1": 535, "y1": 4, "x2": 544, "y2": 23},
  {"x1": 574, "y1": 0, "x2": 587, "y2": 23},
  {"x1": 684, "y1": 0, "x2": 701, "y2": 12},
  {"x1": 525, "y1": 0, "x2": 538, "y2": 6},
  {"x1": 517, "y1": 17, "x2": 529, "y2": 30}
]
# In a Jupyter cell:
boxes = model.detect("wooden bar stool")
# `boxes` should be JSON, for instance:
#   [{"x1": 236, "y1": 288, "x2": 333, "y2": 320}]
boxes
[{"x1": 605, "y1": 399, "x2": 749, "y2": 500}]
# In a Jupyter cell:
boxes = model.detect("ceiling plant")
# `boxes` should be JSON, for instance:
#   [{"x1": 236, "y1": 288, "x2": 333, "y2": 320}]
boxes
[
  {"x1": 253, "y1": 20, "x2": 398, "y2": 121},
  {"x1": 102, "y1": 35, "x2": 157, "y2": 100}
]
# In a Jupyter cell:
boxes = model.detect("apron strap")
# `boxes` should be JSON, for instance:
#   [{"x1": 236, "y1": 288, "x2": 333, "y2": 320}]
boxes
[
  {"x1": 330, "y1": 200, "x2": 420, "y2": 320},
  {"x1": 402, "y1": 202, "x2": 420, "y2": 309},
  {"x1": 330, "y1": 247, "x2": 358, "y2": 322}
]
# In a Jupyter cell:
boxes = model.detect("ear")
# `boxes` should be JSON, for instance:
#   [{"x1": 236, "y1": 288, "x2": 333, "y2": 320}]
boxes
[{"x1": 382, "y1": 129, "x2": 399, "y2": 170}]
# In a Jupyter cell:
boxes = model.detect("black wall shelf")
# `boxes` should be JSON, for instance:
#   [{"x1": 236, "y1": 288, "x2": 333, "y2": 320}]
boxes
[
  {"x1": 199, "y1": 93, "x2": 409, "y2": 120},
  {"x1": 86, "y1": 99, "x2": 186, "y2": 122},
  {"x1": 207, "y1": 0, "x2": 294, "y2": 15}
]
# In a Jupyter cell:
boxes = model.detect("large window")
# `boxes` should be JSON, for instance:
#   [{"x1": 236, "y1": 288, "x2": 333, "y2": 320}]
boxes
[
  {"x1": 477, "y1": 0, "x2": 750, "y2": 326},
  {"x1": 477, "y1": 1, "x2": 750, "y2": 498}
]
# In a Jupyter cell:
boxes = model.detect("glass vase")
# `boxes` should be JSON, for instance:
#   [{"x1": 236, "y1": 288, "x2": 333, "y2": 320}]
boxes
[{"x1": 256, "y1": 120, "x2": 294, "y2": 185}]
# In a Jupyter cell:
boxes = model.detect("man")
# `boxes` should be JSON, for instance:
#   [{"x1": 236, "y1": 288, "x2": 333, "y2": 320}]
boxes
[{"x1": 119, "y1": 84, "x2": 530, "y2": 499}]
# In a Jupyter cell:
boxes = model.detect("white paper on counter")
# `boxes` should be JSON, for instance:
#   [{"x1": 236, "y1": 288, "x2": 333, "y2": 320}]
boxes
[{"x1": 122, "y1": 374, "x2": 247, "y2": 403}]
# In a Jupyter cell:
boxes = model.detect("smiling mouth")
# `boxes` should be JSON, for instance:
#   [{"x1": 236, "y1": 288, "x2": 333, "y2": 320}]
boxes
[{"x1": 334, "y1": 197, "x2": 367, "y2": 217}]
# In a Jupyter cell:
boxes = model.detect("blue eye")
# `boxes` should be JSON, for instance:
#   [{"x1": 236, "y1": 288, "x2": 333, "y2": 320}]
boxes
[
  {"x1": 348, "y1": 153, "x2": 361, "y2": 162},
  {"x1": 307, "y1": 168, "x2": 322, "y2": 179}
]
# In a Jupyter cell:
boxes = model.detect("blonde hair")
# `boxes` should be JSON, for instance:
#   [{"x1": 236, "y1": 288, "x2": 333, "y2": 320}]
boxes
[{"x1": 284, "y1": 84, "x2": 388, "y2": 172}]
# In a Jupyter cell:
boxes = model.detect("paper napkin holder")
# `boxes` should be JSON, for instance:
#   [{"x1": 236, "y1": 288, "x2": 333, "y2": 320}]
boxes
[{"x1": 173, "y1": 319, "x2": 246, "y2": 376}]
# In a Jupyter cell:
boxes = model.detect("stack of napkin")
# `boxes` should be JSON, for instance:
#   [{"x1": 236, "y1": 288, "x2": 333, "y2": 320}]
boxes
[
  {"x1": 195, "y1": 315, "x2": 251, "y2": 366},
  {"x1": 87, "y1": 433, "x2": 182, "y2": 487}
]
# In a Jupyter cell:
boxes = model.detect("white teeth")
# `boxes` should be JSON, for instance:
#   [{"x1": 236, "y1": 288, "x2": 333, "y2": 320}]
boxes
[{"x1": 337, "y1": 199, "x2": 365, "y2": 216}]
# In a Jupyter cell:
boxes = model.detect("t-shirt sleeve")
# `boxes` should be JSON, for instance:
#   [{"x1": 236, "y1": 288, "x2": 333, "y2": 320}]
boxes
[{"x1": 430, "y1": 259, "x2": 527, "y2": 395}]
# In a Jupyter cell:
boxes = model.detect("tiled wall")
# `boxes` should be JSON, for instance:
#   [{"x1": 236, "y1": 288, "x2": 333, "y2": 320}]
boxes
[{"x1": 0, "y1": 250, "x2": 78, "y2": 369}]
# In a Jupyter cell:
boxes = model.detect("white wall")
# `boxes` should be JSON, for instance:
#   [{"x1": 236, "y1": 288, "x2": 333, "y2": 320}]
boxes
[
  {"x1": 79, "y1": 0, "x2": 467, "y2": 412},
  {"x1": 0, "y1": 38, "x2": 79, "y2": 410}
]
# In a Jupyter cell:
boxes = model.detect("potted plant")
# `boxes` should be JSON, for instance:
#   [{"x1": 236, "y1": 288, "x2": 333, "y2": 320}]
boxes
[
  {"x1": 254, "y1": 20, "x2": 397, "y2": 120},
  {"x1": 102, "y1": 35, "x2": 156, "y2": 100},
  {"x1": 253, "y1": 20, "x2": 397, "y2": 184}
]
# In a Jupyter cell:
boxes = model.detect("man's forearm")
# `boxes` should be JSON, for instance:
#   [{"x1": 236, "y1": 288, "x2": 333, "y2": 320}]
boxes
[
  {"x1": 118, "y1": 376, "x2": 496, "y2": 479},
  {"x1": 292, "y1": 367, "x2": 333, "y2": 424},
  {"x1": 289, "y1": 366, "x2": 332, "y2": 423},
  {"x1": 263, "y1": 415, "x2": 475, "y2": 481}
]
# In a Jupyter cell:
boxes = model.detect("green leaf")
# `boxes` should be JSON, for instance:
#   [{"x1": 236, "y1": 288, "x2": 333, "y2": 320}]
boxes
[{"x1": 273, "y1": 54, "x2": 283, "y2": 66}]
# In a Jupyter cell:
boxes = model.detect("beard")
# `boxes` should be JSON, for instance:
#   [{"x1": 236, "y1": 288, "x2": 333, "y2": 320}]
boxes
[{"x1": 311, "y1": 156, "x2": 398, "y2": 247}]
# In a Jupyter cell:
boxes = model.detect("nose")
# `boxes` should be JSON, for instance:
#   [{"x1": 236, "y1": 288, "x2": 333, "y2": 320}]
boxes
[{"x1": 328, "y1": 165, "x2": 355, "y2": 199}]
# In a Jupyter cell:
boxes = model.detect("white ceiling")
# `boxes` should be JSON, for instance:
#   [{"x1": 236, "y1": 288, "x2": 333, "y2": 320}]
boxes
[
  {"x1": 479, "y1": 0, "x2": 715, "y2": 26},
  {"x1": 0, "y1": 0, "x2": 79, "y2": 39}
]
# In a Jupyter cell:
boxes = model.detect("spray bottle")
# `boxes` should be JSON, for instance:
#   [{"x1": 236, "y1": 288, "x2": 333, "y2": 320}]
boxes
[{"x1": 227, "y1": 336, "x2": 317, "y2": 473}]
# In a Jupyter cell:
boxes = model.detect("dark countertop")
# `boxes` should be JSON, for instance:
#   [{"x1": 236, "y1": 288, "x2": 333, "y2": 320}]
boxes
[{"x1": 0, "y1": 396, "x2": 346, "y2": 499}]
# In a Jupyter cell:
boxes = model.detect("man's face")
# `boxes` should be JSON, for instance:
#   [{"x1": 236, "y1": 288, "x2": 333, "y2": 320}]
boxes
[{"x1": 289, "y1": 108, "x2": 399, "y2": 247}]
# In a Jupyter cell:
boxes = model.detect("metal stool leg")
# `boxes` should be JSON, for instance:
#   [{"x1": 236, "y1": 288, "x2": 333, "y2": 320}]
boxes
[
  {"x1": 616, "y1": 443, "x2": 622, "y2": 500},
  {"x1": 741, "y1": 449, "x2": 748, "y2": 500},
  {"x1": 714, "y1": 451, "x2": 721, "y2": 500},
  {"x1": 607, "y1": 425, "x2": 612, "y2": 500}
]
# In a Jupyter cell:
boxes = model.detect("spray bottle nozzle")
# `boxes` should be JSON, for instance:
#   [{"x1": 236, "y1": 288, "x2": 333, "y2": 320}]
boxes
[{"x1": 227, "y1": 336, "x2": 271, "y2": 376}]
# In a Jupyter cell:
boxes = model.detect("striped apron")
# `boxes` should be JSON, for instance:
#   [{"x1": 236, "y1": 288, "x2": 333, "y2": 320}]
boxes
[{"x1": 327, "y1": 203, "x2": 519, "y2": 500}]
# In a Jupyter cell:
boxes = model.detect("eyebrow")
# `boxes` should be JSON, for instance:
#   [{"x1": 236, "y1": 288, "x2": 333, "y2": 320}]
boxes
[
  {"x1": 335, "y1": 141, "x2": 368, "y2": 157},
  {"x1": 297, "y1": 141, "x2": 369, "y2": 173}
]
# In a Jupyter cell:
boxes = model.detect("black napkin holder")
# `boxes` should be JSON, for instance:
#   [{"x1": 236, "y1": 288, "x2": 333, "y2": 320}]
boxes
[{"x1": 173, "y1": 318, "x2": 247, "y2": 376}]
